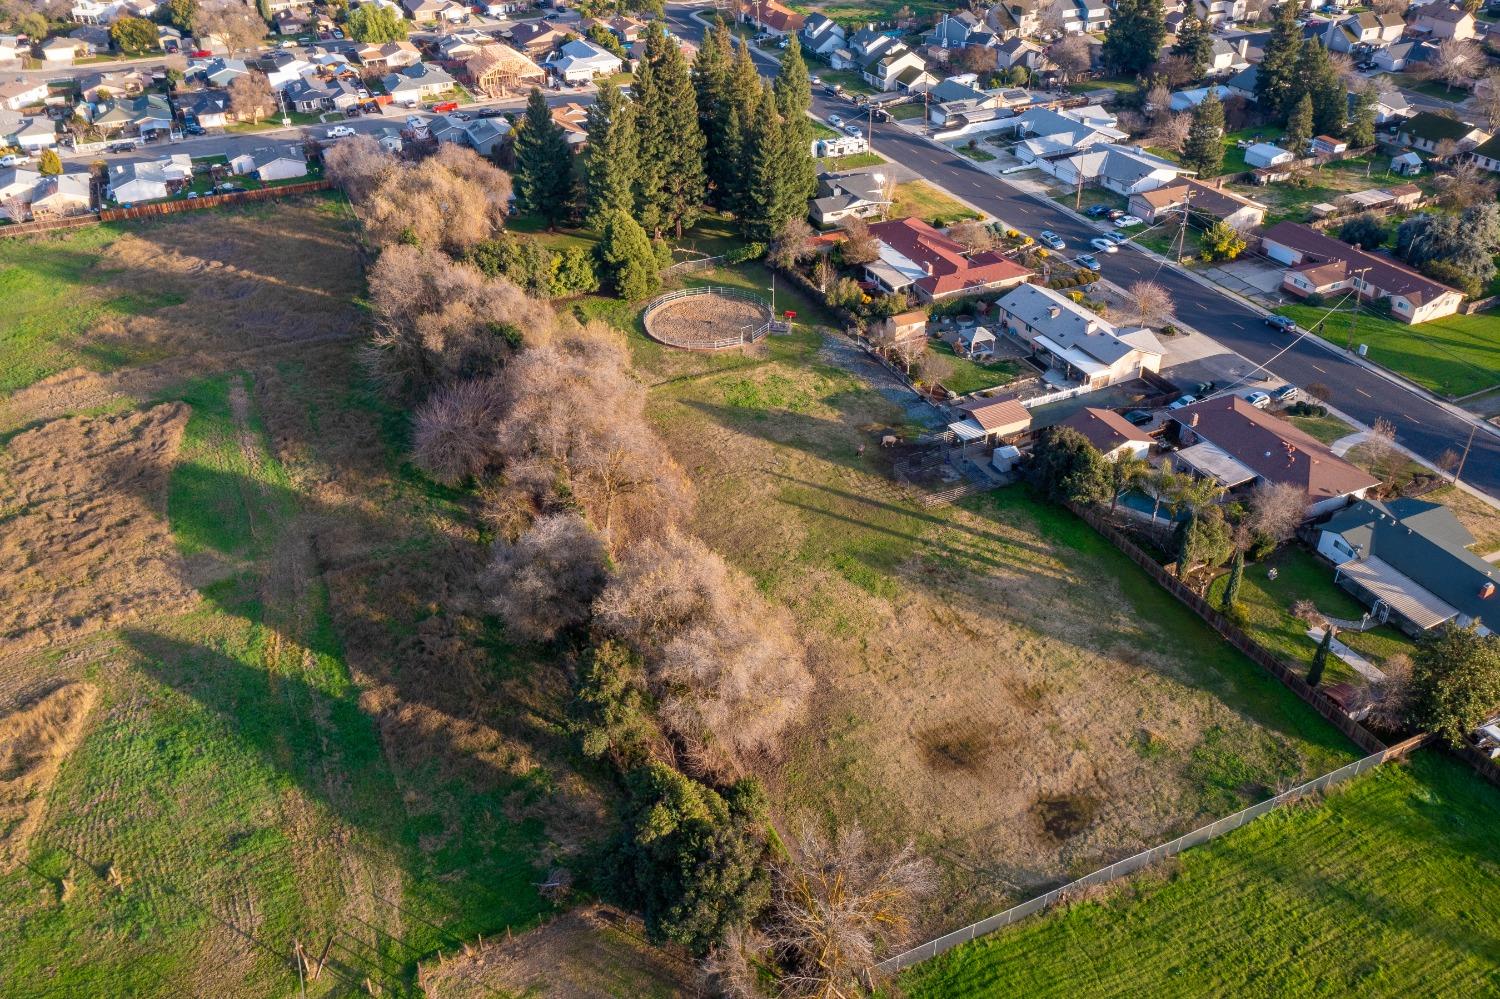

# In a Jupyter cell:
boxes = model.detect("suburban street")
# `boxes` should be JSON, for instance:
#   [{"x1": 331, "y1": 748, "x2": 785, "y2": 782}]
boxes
[{"x1": 663, "y1": 3, "x2": 1500, "y2": 499}]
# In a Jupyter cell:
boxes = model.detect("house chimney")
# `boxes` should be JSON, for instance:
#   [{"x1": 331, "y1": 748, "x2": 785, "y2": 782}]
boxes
[
  {"x1": 1237, "y1": 37, "x2": 1249, "y2": 58},
  {"x1": 1047, "y1": 305, "x2": 1060, "y2": 318},
  {"x1": 1189, "y1": 413, "x2": 1199, "y2": 427}
]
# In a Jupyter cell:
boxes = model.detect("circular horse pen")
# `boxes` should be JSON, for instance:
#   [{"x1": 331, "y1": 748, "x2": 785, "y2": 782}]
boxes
[{"x1": 642, "y1": 286, "x2": 775, "y2": 351}]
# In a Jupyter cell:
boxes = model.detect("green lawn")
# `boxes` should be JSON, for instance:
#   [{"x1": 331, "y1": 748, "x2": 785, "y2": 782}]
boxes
[
  {"x1": 820, "y1": 151, "x2": 887, "y2": 170},
  {"x1": 954, "y1": 143, "x2": 996, "y2": 162},
  {"x1": 1204, "y1": 547, "x2": 1417, "y2": 684},
  {"x1": 1387, "y1": 76, "x2": 1465, "y2": 103},
  {"x1": 898, "y1": 751, "x2": 1500, "y2": 997},
  {"x1": 928, "y1": 339, "x2": 1017, "y2": 396},
  {"x1": 1066, "y1": 77, "x2": 1141, "y2": 99},
  {"x1": 889, "y1": 102, "x2": 926, "y2": 121},
  {"x1": 810, "y1": 118, "x2": 841, "y2": 140},
  {"x1": 890, "y1": 180, "x2": 980, "y2": 226},
  {"x1": 815, "y1": 68, "x2": 878, "y2": 96},
  {"x1": 1275, "y1": 304, "x2": 1500, "y2": 398},
  {"x1": 1283, "y1": 408, "x2": 1354, "y2": 445},
  {"x1": 506, "y1": 212, "x2": 746, "y2": 260}
]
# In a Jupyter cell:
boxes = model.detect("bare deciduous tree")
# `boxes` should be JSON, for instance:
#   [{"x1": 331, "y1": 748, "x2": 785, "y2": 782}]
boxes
[
  {"x1": 768, "y1": 217, "x2": 816, "y2": 271},
  {"x1": 1248, "y1": 481, "x2": 1305, "y2": 544},
  {"x1": 1476, "y1": 71, "x2": 1500, "y2": 131},
  {"x1": 485, "y1": 512, "x2": 610, "y2": 643},
  {"x1": 411, "y1": 377, "x2": 506, "y2": 485},
  {"x1": 766, "y1": 826, "x2": 937, "y2": 998},
  {"x1": 1437, "y1": 158, "x2": 1498, "y2": 210},
  {"x1": 227, "y1": 71, "x2": 275, "y2": 125},
  {"x1": 1363, "y1": 652, "x2": 1413, "y2": 731},
  {"x1": 1429, "y1": 37, "x2": 1482, "y2": 93},
  {"x1": 837, "y1": 217, "x2": 879, "y2": 266},
  {"x1": 196, "y1": 2, "x2": 267, "y2": 53},
  {"x1": 1145, "y1": 81, "x2": 1173, "y2": 119},
  {"x1": 1122, "y1": 279, "x2": 1175, "y2": 326},
  {"x1": 947, "y1": 219, "x2": 996, "y2": 254},
  {"x1": 1051, "y1": 34, "x2": 1092, "y2": 80},
  {"x1": 1147, "y1": 111, "x2": 1191, "y2": 153},
  {"x1": 1362, "y1": 416, "x2": 1400, "y2": 492},
  {"x1": 593, "y1": 528, "x2": 812, "y2": 776},
  {"x1": 362, "y1": 149, "x2": 512, "y2": 253},
  {"x1": 323, "y1": 134, "x2": 398, "y2": 203}
]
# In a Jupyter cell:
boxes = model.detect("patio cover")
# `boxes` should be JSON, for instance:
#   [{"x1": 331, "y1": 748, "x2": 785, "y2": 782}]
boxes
[
  {"x1": 1334, "y1": 554, "x2": 1458, "y2": 631},
  {"x1": 1173, "y1": 441, "x2": 1257, "y2": 488}
]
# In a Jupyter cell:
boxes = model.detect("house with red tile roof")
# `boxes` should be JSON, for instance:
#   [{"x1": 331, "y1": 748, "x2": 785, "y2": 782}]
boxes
[
  {"x1": 738, "y1": 0, "x2": 804, "y2": 35},
  {"x1": 1167, "y1": 396, "x2": 1377, "y2": 517},
  {"x1": 863, "y1": 217, "x2": 1032, "y2": 303},
  {"x1": 1258, "y1": 221, "x2": 1464, "y2": 325}
]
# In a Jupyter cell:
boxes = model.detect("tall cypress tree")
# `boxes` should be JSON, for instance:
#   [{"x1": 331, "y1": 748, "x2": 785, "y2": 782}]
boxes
[
  {"x1": 1182, "y1": 89, "x2": 1225, "y2": 176},
  {"x1": 720, "y1": 41, "x2": 763, "y2": 218},
  {"x1": 1347, "y1": 85, "x2": 1378, "y2": 147},
  {"x1": 1220, "y1": 547, "x2": 1244, "y2": 611},
  {"x1": 634, "y1": 22, "x2": 707, "y2": 239},
  {"x1": 1284, "y1": 93, "x2": 1314, "y2": 156},
  {"x1": 1308, "y1": 627, "x2": 1332, "y2": 687},
  {"x1": 1171, "y1": 11, "x2": 1213, "y2": 77},
  {"x1": 1102, "y1": 0, "x2": 1165, "y2": 77},
  {"x1": 1256, "y1": 0, "x2": 1301, "y2": 117},
  {"x1": 773, "y1": 33, "x2": 817, "y2": 210},
  {"x1": 584, "y1": 83, "x2": 638, "y2": 231},
  {"x1": 693, "y1": 20, "x2": 732, "y2": 200},
  {"x1": 514, "y1": 87, "x2": 573, "y2": 230},
  {"x1": 742, "y1": 83, "x2": 796, "y2": 242},
  {"x1": 1295, "y1": 39, "x2": 1345, "y2": 137}
]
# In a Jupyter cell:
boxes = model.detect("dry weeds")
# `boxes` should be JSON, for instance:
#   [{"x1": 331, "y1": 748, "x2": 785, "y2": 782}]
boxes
[
  {"x1": 0, "y1": 683, "x2": 98, "y2": 871},
  {"x1": 416, "y1": 905, "x2": 696, "y2": 999},
  {"x1": 0, "y1": 404, "x2": 198, "y2": 657}
]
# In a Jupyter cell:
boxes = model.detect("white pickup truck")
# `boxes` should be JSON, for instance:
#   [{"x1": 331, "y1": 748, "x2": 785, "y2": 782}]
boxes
[{"x1": 326, "y1": 125, "x2": 356, "y2": 139}]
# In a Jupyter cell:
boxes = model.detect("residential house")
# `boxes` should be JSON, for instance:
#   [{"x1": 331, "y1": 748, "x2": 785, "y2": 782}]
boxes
[
  {"x1": 229, "y1": 145, "x2": 307, "y2": 182},
  {"x1": 0, "y1": 166, "x2": 39, "y2": 220},
  {"x1": 1311, "y1": 134, "x2": 1348, "y2": 156},
  {"x1": 40, "y1": 37, "x2": 89, "y2": 65},
  {"x1": 78, "y1": 69, "x2": 149, "y2": 103},
  {"x1": 1390, "y1": 150, "x2": 1423, "y2": 175},
  {"x1": 466, "y1": 45, "x2": 544, "y2": 98},
  {"x1": 1224, "y1": 64, "x2": 1259, "y2": 101},
  {"x1": 1010, "y1": 105, "x2": 1127, "y2": 163},
  {"x1": 1169, "y1": 84, "x2": 1231, "y2": 112},
  {"x1": 356, "y1": 40, "x2": 422, "y2": 70},
  {"x1": 861, "y1": 40, "x2": 934, "y2": 93},
  {"x1": 800, "y1": 14, "x2": 846, "y2": 56},
  {"x1": 738, "y1": 0, "x2": 804, "y2": 35},
  {"x1": 862, "y1": 216, "x2": 1033, "y2": 302},
  {"x1": 481, "y1": 0, "x2": 529, "y2": 14},
  {"x1": 382, "y1": 62, "x2": 457, "y2": 105},
  {"x1": 589, "y1": 15, "x2": 645, "y2": 46},
  {"x1": 0, "y1": 111, "x2": 58, "y2": 150},
  {"x1": 1396, "y1": 111, "x2": 1488, "y2": 155},
  {"x1": 403, "y1": 0, "x2": 456, "y2": 21},
  {"x1": 1244, "y1": 142, "x2": 1293, "y2": 168},
  {"x1": 1050, "y1": 143, "x2": 1185, "y2": 195},
  {"x1": 1409, "y1": 1, "x2": 1475, "y2": 40},
  {"x1": 1317, "y1": 498, "x2": 1496, "y2": 636},
  {"x1": 509, "y1": 21, "x2": 570, "y2": 60},
  {"x1": 1058, "y1": 407, "x2": 1153, "y2": 461},
  {"x1": 1373, "y1": 39, "x2": 1433, "y2": 72},
  {"x1": 948, "y1": 396, "x2": 1032, "y2": 443},
  {"x1": 870, "y1": 309, "x2": 928, "y2": 357},
  {"x1": 810, "y1": 169, "x2": 891, "y2": 226},
  {"x1": 0, "y1": 76, "x2": 49, "y2": 112},
  {"x1": 1260, "y1": 220, "x2": 1466, "y2": 323},
  {"x1": 1470, "y1": 134, "x2": 1500, "y2": 173},
  {"x1": 993, "y1": 282, "x2": 1164, "y2": 390},
  {"x1": 274, "y1": 9, "x2": 312, "y2": 35},
  {"x1": 106, "y1": 153, "x2": 192, "y2": 202},
  {"x1": 95, "y1": 93, "x2": 174, "y2": 136},
  {"x1": 1347, "y1": 88, "x2": 1410, "y2": 125},
  {"x1": 281, "y1": 74, "x2": 362, "y2": 113},
  {"x1": 199, "y1": 57, "x2": 250, "y2": 88},
  {"x1": 1323, "y1": 10, "x2": 1405, "y2": 52},
  {"x1": 429, "y1": 112, "x2": 512, "y2": 155},
  {"x1": 926, "y1": 11, "x2": 983, "y2": 49},
  {"x1": 0, "y1": 35, "x2": 23, "y2": 63},
  {"x1": 434, "y1": 30, "x2": 495, "y2": 63},
  {"x1": 994, "y1": 37, "x2": 1044, "y2": 72},
  {"x1": 266, "y1": 56, "x2": 314, "y2": 89},
  {"x1": 550, "y1": 102, "x2": 589, "y2": 147},
  {"x1": 1205, "y1": 36, "x2": 1251, "y2": 75},
  {"x1": 1129, "y1": 177, "x2": 1267, "y2": 230},
  {"x1": 1166, "y1": 396, "x2": 1376, "y2": 516},
  {"x1": 69, "y1": 24, "x2": 112, "y2": 52},
  {"x1": 547, "y1": 38, "x2": 622, "y2": 83},
  {"x1": 177, "y1": 88, "x2": 232, "y2": 128},
  {"x1": 29, "y1": 171, "x2": 93, "y2": 217},
  {"x1": 1061, "y1": 0, "x2": 1111, "y2": 34}
]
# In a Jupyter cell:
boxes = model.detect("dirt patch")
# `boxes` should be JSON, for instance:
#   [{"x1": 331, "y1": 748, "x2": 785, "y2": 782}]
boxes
[
  {"x1": 919, "y1": 719, "x2": 1003, "y2": 773},
  {"x1": 0, "y1": 404, "x2": 198, "y2": 658},
  {"x1": 0, "y1": 683, "x2": 98, "y2": 871},
  {"x1": 645, "y1": 290, "x2": 770, "y2": 350},
  {"x1": 1033, "y1": 793, "x2": 1101, "y2": 843},
  {"x1": 417, "y1": 905, "x2": 697, "y2": 999}
]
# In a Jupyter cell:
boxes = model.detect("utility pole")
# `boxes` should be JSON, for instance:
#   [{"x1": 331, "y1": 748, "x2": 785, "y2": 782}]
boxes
[
  {"x1": 1454, "y1": 422, "x2": 1479, "y2": 484},
  {"x1": 1346, "y1": 265, "x2": 1371, "y2": 352},
  {"x1": 1074, "y1": 166, "x2": 1084, "y2": 209},
  {"x1": 1175, "y1": 185, "x2": 1194, "y2": 264}
]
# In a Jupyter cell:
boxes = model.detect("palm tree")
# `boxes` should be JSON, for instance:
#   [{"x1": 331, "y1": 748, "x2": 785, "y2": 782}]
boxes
[
  {"x1": 1148, "y1": 465, "x2": 1183, "y2": 525},
  {"x1": 1110, "y1": 453, "x2": 1150, "y2": 513}
]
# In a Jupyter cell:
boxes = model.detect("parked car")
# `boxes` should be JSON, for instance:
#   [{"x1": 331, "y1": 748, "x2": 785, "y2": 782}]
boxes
[
  {"x1": 1115, "y1": 214, "x2": 1144, "y2": 227},
  {"x1": 184, "y1": 122, "x2": 205, "y2": 135},
  {"x1": 827, "y1": 113, "x2": 844, "y2": 127},
  {"x1": 1243, "y1": 390, "x2": 1271, "y2": 409},
  {"x1": 326, "y1": 125, "x2": 356, "y2": 138},
  {"x1": 1166, "y1": 394, "x2": 1198, "y2": 410},
  {"x1": 1084, "y1": 203, "x2": 1110, "y2": 218},
  {"x1": 0, "y1": 153, "x2": 28, "y2": 167},
  {"x1": 332, "y1": 27, "x2": 344, "y2": 38},
  {"x1": 1124, "y1": 409, "x2": 1153, "y2": 426},
  {"x1": 1077, "y1": 253, "x2": 1100, "y2": 270},
  {"x1": 1105, "y1": 208, "x2": 1125, "y2": 220},
  {"x1": 844, "y1": 123, "x2": 862, "y2": 136},
  {"x1": 1098, "y1": 231, "x2": 1127, "y2": 246},
  {"x1": 1089, "y1": 236, "x2": 1118, "y2": 253},
  {"x1": 1263, "y1": 314, "x2": 1299, "y2": 333},
  {"x1": 1038, "y1": 230, "x2": 1065, "y2": 250},
  {"x1": 1271, "y1": 384, "x2": 1299, "y2": 404}
]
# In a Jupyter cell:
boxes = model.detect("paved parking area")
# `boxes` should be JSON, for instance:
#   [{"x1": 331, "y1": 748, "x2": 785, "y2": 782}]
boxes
[{"x1": 1199, "y1": 258, "x2": 1287, "y2": 304}]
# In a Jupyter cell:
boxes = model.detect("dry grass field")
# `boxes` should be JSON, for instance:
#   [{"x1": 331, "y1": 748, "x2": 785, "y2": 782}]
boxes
[
  {"x1": 0, "y1": 198, "x2": 613, "y2": 998},
  {"x1": 625, "y1": 289, "x2": 1358, "y2": 927}
]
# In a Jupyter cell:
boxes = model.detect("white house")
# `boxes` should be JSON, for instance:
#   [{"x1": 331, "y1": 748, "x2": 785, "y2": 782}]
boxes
[
  {"x1": 547, "y1": 38, "x2": 622, "y2": 83},
  {"x1": 0, "y1": 76, "x2": 49, "y2": 111},
  {"x1": 0, "y1": 166, "x2": 40, "y2": 219},
  {"x1": 809, "y1": 169, "x2": 890, "y2": 226},
  {"x1": 1471, "y1": 135, "x2": 1500, "y2": 174},
  {"x1": 993, "y1": 283, "x2": 1164, "y2": 390},
  {"x1": 381, "y1": 62, "x2": 456, "y2": 105},
  {"x1": 266, "y1": 57, "x2": 314, "y2": 90},
  {"x1": 230, "y1": 145, "x2": 307, "y2": 182},
  {"x1": 1244, "y1": 142, "x2": 1293, "y2": 168},
  {"x1": 800, "y1": 12, "x2": 845, "y2": 55},
  {"x1": 1010, "y1": 106, "x2": 1127, "y2": 163},
  {"x1": 107, "y1": 153, "x2": 192, "y2": 203},
  {"x1": 1049, "y1": 143, "x2": 1185, "y2": 195},
  {"x1": 30, "y1": 171, "x2": 93, "y2": 216}
]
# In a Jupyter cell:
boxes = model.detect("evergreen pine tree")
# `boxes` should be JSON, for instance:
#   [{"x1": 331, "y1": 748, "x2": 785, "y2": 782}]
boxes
[
  {"x1": 741, "y1": 83, "x2": 794, "y2": 243},
  {"x1": 514, "y1": 87, "x2": 574, "y2": 230},
  {"x1": 1182, "y1": 89, "x2": 1225, "y2": 177},
  {"x1": 1171, "y1": 11, "x2": 1213, "y2": 77},
  {"x1": 1308, "y1": 627, "x2": 1332, "y2": 686},
  {"x1": 1102, "y1": 0, "x2": 1165, "y2": 77},
  {"x1": 693, "y1": 20, "x2": 733, "y2": 200},
  {"x1": 38, "y1": 148, "x2": 62, "y2": 175},
  {"x1": 597, "y1": 210, "x2": 660, "y2": 301},
  {"x1": 585, "y1": 83, "x2": 639, "y2": 231},
  {"x1": 1284, "y1": 93, "x2": 1314, "y2": 157},
  {"x1": 719, "y1": 39, "x2": 762, "y2": 215},
  {"x1": 1220, "y1": 547, "x2": 1244, "y2": 611},
  {"x1": 773, "y1": 34, "x2": 817, "y2": 208},
  {"x1": 1255, "y1": 0, "x2": 1302, "y2": 117},
  {"x1": 634, "y1": 22, "x2": 707, "y2": 239},
  {"x1": 1348, "y1": 86, "x2": 1378, "y2": 148},
  {"x1": 1295, "y1": 39, "x2": 1345, "y2": 137}
]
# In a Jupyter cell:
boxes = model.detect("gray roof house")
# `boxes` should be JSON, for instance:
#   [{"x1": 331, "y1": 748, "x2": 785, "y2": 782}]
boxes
[
  {"x1": 429, "y1": 112, "x2": 511, "y2": 156},
  {"x1": 94, "y1": 93, "x2": 174, "y2": 135},
  {"x1": 992, "y1": 282, "x2": 1163, "y2": 389},
  {"x1": 382, "y1": 62, "x2": 456, "y2": 104},
  {"x1": 809, "y1": 169, "x2": 891, "y2": 226},
  {"x1": 1317, "y1": 498, "x2": 1498, "y2": 635},
  {"x1": 107, "y1": 153, "x2": 192, "y2": 203},
  {"x1": 198, "y1": 57, "x2": 250, "y2": 87}
]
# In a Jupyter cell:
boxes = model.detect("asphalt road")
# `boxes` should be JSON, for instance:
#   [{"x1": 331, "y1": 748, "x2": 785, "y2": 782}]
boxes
[{"x1": 665, "y1": 4, "x2": 1500, "y2": 499}]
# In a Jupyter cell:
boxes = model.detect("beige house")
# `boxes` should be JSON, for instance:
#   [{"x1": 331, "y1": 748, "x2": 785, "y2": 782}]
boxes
[{"x1": 1409, "y1": 2, "x2": 1474, "y2": 40}]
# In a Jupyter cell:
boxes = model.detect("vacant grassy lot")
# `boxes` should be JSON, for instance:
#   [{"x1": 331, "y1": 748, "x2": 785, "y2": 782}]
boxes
[
  {"x1": 0, "y1": 200, "x2": 599, "y2": 997},
  {"x1": 898, "y1": 751, "x2": 1500, "y2": 996},
  {"x1": 1275, "y1": 304, "x2": 1500, "y2": 398},
  {"x1": 619, "y1": 271, "x2": 1358, "y2": 927},
  {"x1": 890, "y1": 180, "x2": 981, "y2": 226}
]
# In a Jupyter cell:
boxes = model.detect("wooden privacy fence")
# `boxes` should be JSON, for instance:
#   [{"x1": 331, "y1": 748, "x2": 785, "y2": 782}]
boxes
[
  {"x1": 101, "y1": 180, "x2": 333, "y2": 221},
  {"x1": 872, "y1": 732, "x2": 1430, "y2": 977}
]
